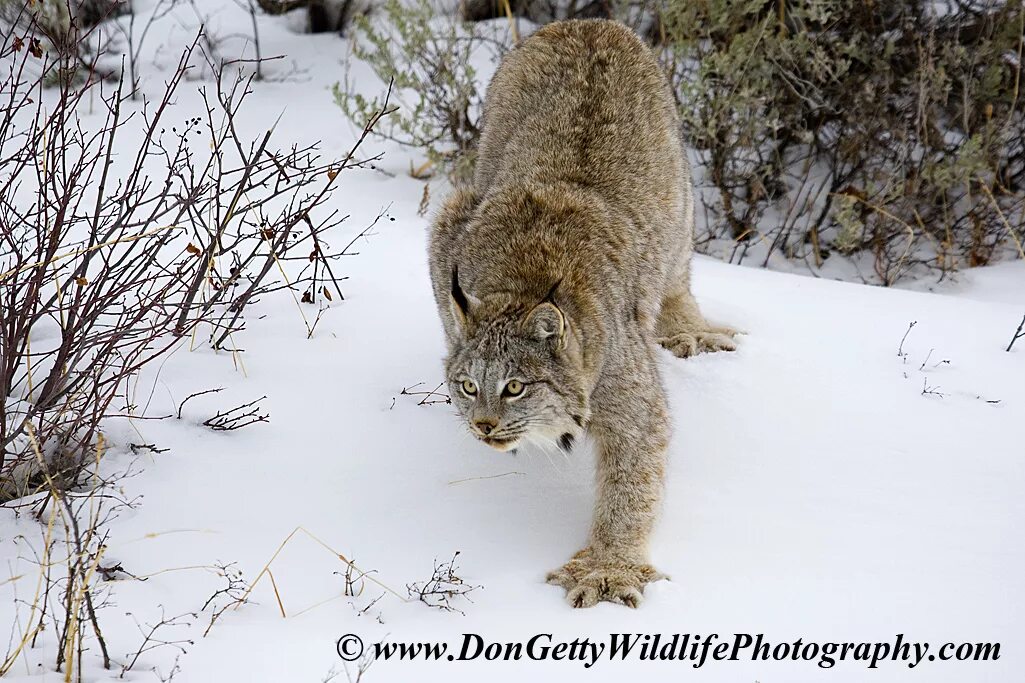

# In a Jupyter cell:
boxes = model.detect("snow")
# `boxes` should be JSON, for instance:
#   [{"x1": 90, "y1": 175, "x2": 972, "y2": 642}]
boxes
[
  {"x1": 2, "y1": 2, "x2": 1024, "y2": 682},
  {"x1": 916, "y1": 261, "x2": 1025, "y2": 306}
]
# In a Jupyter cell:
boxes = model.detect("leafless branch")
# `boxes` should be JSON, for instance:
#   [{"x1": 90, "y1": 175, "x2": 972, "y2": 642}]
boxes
[
  {"x1": 406, "y1": 552, "x2": 480, "y2": 615},
  {"x1": 1007, "y1": 313, "x2": 1025, "y2": 352},
  {"x1": 177, "y1": 388, "x2": 225, "y2": 419},
  {"x1": 202, "y1": 397, "x2": 269, "y2": 431},
  {"x1": 399, "y1": 382, "x2": 452, "y2": 406},
  {"x1": 120, "y1": 609, "x2": 195, "y2": 678}
]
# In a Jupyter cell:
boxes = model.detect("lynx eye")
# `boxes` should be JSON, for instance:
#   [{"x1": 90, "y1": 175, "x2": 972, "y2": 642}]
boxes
[
  {"x1": 460, "y1": 379, "x2": 478, "y2": 396},
  {"x1": 503, "y1": 380, "x2": 524, "y2": 397}
]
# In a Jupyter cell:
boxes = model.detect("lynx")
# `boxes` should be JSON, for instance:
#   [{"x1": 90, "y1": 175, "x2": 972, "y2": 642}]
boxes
[{"x1": 428, "y1": 19, "x2": 736, "y2": 608}]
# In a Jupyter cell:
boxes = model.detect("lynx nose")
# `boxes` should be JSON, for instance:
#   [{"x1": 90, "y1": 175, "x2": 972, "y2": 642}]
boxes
[{"x1": 474, "y1": 419, "x2": 496, "y2": 435}]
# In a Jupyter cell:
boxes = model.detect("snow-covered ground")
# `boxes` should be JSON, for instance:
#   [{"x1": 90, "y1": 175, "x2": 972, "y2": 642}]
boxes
[{"x1": 2, "y1": 3, "x2": 1024, "y2": 682}]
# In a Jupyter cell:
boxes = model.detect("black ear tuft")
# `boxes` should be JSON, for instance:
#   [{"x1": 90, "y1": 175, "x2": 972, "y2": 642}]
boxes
[
  {"x1": 543, "y1": 279, "x2": 562, "y2": 304},
  {"x1": 451, "y1": 266, "x2": 469, "y2": 317}
]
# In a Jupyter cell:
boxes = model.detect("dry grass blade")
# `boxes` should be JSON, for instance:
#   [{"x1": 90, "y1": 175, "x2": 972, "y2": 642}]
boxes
[
  {"x1": 236, "y1": 526, "x2": 408, "y2": 615},
  {"x1": 447, "y1": 471, "x2": 525, "y2": 485}
]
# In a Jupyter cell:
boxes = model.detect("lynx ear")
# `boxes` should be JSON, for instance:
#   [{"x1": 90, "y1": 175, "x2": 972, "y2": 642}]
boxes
[
  {"x1": 449, "y1": 266, "x2": 476, "y2": 331},
  {"x1": 523, "y1": 301, "x2": 565, "y2": 346}
]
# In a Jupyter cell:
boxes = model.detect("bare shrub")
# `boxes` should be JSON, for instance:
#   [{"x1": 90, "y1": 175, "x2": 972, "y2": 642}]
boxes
[
  {"x1": 120, "y1": 609, "x2": 196, "y2": 679},
  {"x1": 406, "y1": 551, "x2": 480, "y2": 614},
  {"x1": 199, "y1": 562, "x2": 249, "y2": 637},
  {"x1": 1, "y1": 435, "x2": 130, "y2": 678},
  {"x1": 201, "y1": 397, "x2": 270, "y2": 431},
  {"x1": 0, "y1": 18, "x2": 386, "y2": 502},
  {"x1": 2, "y1": 13, "x2": 392, "y2": 677}
]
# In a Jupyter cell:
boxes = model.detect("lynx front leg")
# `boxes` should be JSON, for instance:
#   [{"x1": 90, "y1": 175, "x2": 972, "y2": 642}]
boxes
[{"x1": 546, "y1": 348, "x2": 669, "y2": 608}]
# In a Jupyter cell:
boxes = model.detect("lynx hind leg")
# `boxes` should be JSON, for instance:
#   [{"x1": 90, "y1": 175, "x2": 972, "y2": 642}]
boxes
[{"x1": 656, "y1": 287, "x2": 737, "y2": 359}]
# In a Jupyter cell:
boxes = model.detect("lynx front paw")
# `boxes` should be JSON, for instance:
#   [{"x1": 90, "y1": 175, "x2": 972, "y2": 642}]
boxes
[
  {"x1": 657, "y1": 328, "x2": 737, "y2": 358},
  {"x1": 546, "y1": 549, "x2": 665, "y2": 608}
]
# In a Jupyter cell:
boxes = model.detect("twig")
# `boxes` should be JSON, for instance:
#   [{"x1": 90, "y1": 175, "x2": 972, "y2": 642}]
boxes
[
  {"x1": 447, "y1": 471, "x2": 525, "y2": 486},
  {"x1": 201, "y1": 563, "x2": 249, "y2": 637},
  {"x1": 921, "y1": 378, "x2": 946, "y2": 398},
  {"x1": 1007, "y1": 314, "x2": 1025, "y2": 352},
  {"x1": 897, "y1": 321, "x2": 917, "y2": 362},
  {"x1": 120, "y1": 609, "x2": 194, "y2": 678},
  {"x1": 406, "y1": 552, "x2": 480, "y2": 615},
  {"x1": 202, "y1": 397, "x2": 269, "y2": 431},
  {"x1": 177, "y1": 388, "x2": 225, "y2": 419},
  {"x1": 129, "y1": 443, "x2": 170, "y2": 455},
  {"x1": 399, "y1": 382, "x2": 451, "y2": 406}
]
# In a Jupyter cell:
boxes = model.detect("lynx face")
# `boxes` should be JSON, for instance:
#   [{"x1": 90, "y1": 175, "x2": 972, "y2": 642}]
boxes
[{"x1": 444, "y1": 272, "x2": 588, "y2": 453}]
